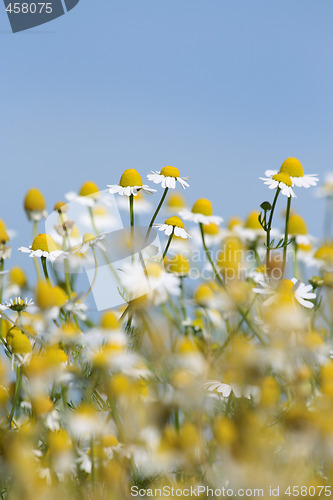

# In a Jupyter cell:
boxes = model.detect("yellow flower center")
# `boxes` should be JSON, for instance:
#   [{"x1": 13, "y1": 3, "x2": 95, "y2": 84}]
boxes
[
  {"x1": 9, "y1": 267, "x2": 27, "y2": 287},
  {"x1": 288, "y1": 214, "x2": 308, "y2": 235},
  {"x1": 24, "y1": 188, "x2": 46, "y2": 212},
  {"x1": 93, "y1": 206, "x2": 108, "y2": 217},
  {"x1": 83, "y1": 233, "x2": 95, "y2": 244},
  {"x1": 280, "y1": 157, "x2": 304, "y2": 178},
  {"x1": 194, "y1": 284, "x2": 214, "y2": 303},
  {"x1": 244, "y1": 211, "x2": 262, "y2": 230},
  {"x1": 100, "y1": 311, "x2": 120, "y2": 329},
  {"x1": 217, "y1": 237, "x2": 243, "y2": 275},
  {"x1": 166, "y1": 193, "x2": 186, "y2": 209},
  {"x1": 164, "y1": 216, "x2": 184, "y2": 228},
  {"x1": 54, "y1": 201, "x2": 68, "y2": 212},
  {"x1": 204, "y1": 223, "x2": 219, "y2": 235},
  {"x1": 177, "y1": 337, "x2": 198, "y2": 354},
  {"x1": 32, "y1": 234, "x2": 58, "y2": 253},
  {"x1": 36, "y1": 281, "x2": 68, "y2": 309},
  {"x1": 101, "y1": 435, "x2": 119, "y2": 448},
  {"x1": 119, "y1": 169, "x2": 143, "y2": 187},
  {"x1": 278, "y1": 279, "x2": 294, "y2": 293},
  {"x1": 48, "y1": 430, "x2": 71, "y2": 453},
  {"x1": 32, "y1": 395, "x2": 53, "y2": 416},
  {"x1": 0, "y1": 219, "x2": 7, "y2": 231},
  {"x1": 272, "y1": 172, "x2": 293, "y2": 187},
  {"x1": 146, "y1": 262, "x2": 164, "y2": 278},
  {"x1": 192, "y1": 198, "x2": 213, "y2": 216},
  {"x1": 79, "y1": 181, "x2": 99, "y2": 197},
  {"x1": 167, "y1": 254, "x2": 190, "y2": 275},
  {"x1": 0, "y1": 228, "x2": 9, "y2": 244},
  {"x1": 46, "y1": 346, "x2": 68, "y2": 366},
  {"x1": 314, "y1": 244, "x2": 333, "y2": 263},
  {"x1": 160, "y1": 166, "x2": 180, "y2": 178},
  {"x1": 227, "y1": 216, "x2": 242, "y2": 230},
  {"x1": 7, "y1": 327, "x2": 32, "y2": 354}
]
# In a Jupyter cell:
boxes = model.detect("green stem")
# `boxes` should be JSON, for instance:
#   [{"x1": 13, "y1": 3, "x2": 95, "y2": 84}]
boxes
[
  {"x1": 282, "y1": 196, "x2": 292, "y2": 277},
  {"x1": 266, "y1": 188, "x2": 280, "y2": 271},
  {"x1": 146, "y1": 188, "x2": 169, "y2": 240},
  {"x1": 293, "y1": 239, "x2": 298, "y2": 278},
  {"x1": 88, "y1": 207, "x2": 99, "y2": 236},
  {"x1": 179, "y1": 277, "x2": 188, "y2": 325},
  {"x1": 41, "y1": 257, "x2": 51, "y2": 284},
  {"x1": 129, "y1": 194, "x2": 134, "y2": 228},
  {"x1": 199, "y1": 223, "x2": 265, "y2": 344},
  {"x1": 161, "y1": 231, "x2": 174, "y2": 261},
  {"x1": 8, "y1": 365, "x2": 22, "y2": 426}
]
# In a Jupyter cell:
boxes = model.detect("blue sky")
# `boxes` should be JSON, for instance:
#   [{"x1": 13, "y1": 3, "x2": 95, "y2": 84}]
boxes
[{"x1": 1, "y1": 0, "x2": 332, "y2": 268}]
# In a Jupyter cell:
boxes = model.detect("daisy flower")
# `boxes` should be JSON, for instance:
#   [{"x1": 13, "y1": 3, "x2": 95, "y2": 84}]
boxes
[
  {"x1": 24, "y1": 187, "x2": 47, "y2": 221},
  {"x1": 19, "y1": 234, "x2": 63, "y2": 263},
  {"x1": 74, "y1": 233, "x2": 106, "y2": 254},
  {"x1": 0, "y1": 227, "x2": 11, "y2": 260},
  {"x1": 155, "y1": 216, "x2": 190, "y2": 239},
  {"x1": 0, "y1": 297, "x2": 34, "y2": 313},
  {"x1": 0, "y1": 219, "x2": 16, "y2": 240},
  {"x1": 120, "y1": 261, "x2": 180, "y2": 304},
  {"x1": 262, "y1": 157, "x2": 319, "y2": 191},
  {"x1": 147, "y1": 166, "x2": 189, "y2": 190},
  {"x1": 179, "y1": 198, "x2": 223, "y2": 226},
  {"x1": 260, "y1": 171, "x2": 296, "y2": 198},
  {"x1": 253, "y1": 278, "x2": 316, "y2": 309},
  {"x1": 108, "y1": 169, "x2": 156, "y2": 197},
  {"x1": 65, "y1": 181, "x2": 100, "y2": 207},
  {"x1": 204, "y1": 380, "x2": 259, "y2": 400}
]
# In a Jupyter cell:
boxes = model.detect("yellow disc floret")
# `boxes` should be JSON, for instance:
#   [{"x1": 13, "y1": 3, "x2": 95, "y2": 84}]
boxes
[
  {"x1": 9, "y1": 267, "x2": 27, "y2": 288},
  {"x1": 288, "y1": 214, "x2": 308, "y2": 235},
  {"x1": 36, "y1": 281, "x2": 67, "y2": 309},
  {"x1": 100, "y1": 311, "x2": 120, "y2": 330},
  {"x1": 164, "y1": 216, "x2": 184, "y2": 228},
  {"x1": 166, "y1": 193, "x2": 186, "y2": 209},
  {"x1": 83, "y1": 233, "x2": 95, "y2": 245},
  {"x1": 119, "y1": 169, "x2": 143, "y2": 187},
  {"x1": 160, "y1": 166, "x2": 180, "y2": 178},
  {"x1": 7, "y1": 327, "x2": 31, "y2": 354},
  {"x1": 0, "y1": 228, "x2": 9, "y2": 244},
  {"x1": 244, "y1": 211, "x2": 262, "y2": 230},
  {"x1": 167, "y1": 254, "x2": 190, "y2": 275},
  {"x1": 272, "y1": 172, "x2": 293, "y2": 187},
  {"x1": 24, "y1": 188, "x2": 46, "y2": 212},
  {"x1": 32, "y1": 234, "x2": 58, "y2": 253},
  {"x1": 54, "y1": 201, "x2": 68, "y2": 212},
  {"x1": 79, "y1": 181, "x2": 99, "y2": 197},
  {"x1": 194, "y1": 284, "x2": 214, "y2": 304},
  {"x1": 203, "y1": 223, "x2": 219, "y2": 235},
  {"x1": 192, "y1": 198, "x2": 213, "y2": 216},
  {"x1": 227, "y1": 216, "x2": 242, "y2": 230},
  {"x1": 280, "y1": 157, "x2": 304, "y2": 178}
]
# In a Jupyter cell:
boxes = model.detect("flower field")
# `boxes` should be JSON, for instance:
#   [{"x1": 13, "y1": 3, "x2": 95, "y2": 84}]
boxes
[{"x1": 0, "y1": 159, "x2": 333, "y2": 499}]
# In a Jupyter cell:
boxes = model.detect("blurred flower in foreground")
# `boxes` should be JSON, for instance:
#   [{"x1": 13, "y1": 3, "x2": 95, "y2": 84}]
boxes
[{"x1": 253, "y1": 278, "x2": 316, "y2": 309}]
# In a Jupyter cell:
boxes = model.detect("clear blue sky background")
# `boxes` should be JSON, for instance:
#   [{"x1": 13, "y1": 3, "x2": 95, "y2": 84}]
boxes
[{"x1": 1, "y1": 0, "x2": 332, "y2": 269}]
